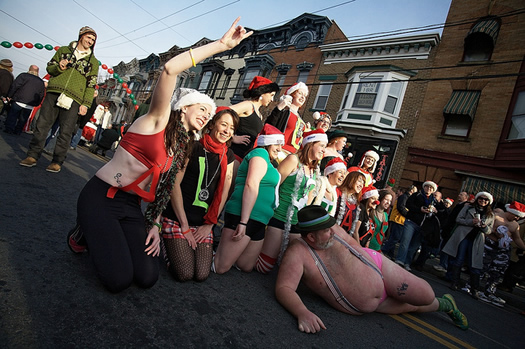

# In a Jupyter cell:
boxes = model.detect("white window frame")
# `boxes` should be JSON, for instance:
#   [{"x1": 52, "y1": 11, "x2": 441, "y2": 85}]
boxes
[{"x1": 313, "y1": 84, "x2": 332, "y2": 110}]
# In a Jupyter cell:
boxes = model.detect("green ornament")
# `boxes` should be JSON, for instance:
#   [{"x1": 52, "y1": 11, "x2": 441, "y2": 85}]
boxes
[
  {"x1": 44, "y1": 44, "x2": 53, "y2": 50},
  {"x1": 35, "y1": 43, "x2": 44, "y2": 49},
  {"x1": 98, "y1": 60, "x2": 102, "y2": 65},
  {"x1": 129, "y1": 94, "x2": 135, "y2": 99},
  {"x1": 113, "y1": 73, "x2": 119, "y2": 79},
  {"x1": 132, "y1": 99, "x2": 138, "y2": 105},
  {"x1": 1, "y1": 41, "x2": 12, "y2": 48},
  {"x1": 117, "y1": 78, "x2": 123, "y2": 83}
]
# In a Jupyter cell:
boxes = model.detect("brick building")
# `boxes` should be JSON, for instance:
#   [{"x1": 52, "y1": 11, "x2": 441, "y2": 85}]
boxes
[
  {"x1": 306, "y1": 34, "x2": 440, "y2": 188},
  {"x1": 402, "y1": 0, "x2": 525, "y2": 204}
]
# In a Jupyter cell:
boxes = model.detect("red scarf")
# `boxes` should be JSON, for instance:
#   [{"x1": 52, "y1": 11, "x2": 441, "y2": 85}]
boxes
[{"x1": 200, "y1": 133, "x2": 227, "y2": 225}]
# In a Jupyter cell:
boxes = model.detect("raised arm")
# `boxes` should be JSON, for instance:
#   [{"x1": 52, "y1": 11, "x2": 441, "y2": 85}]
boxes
[{"x1": 148, "y1": 17, "x2": 252, "y2": 122}]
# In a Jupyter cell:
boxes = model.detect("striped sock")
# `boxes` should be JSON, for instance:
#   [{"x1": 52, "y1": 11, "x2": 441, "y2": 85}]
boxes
[{"x1": 256, "y1": 253, "x2": 277, "y2": 274}]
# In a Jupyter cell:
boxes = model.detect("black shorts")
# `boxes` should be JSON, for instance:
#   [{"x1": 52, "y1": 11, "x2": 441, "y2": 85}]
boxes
[
  {"x1": 267, "y1": 217, "x2": 300, "y2": 234},
  {"x1": 223, "y1": 212, "x2": 267, "y2": 241}
]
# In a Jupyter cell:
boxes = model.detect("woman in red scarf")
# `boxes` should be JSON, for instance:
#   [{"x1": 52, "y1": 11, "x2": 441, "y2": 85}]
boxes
[{"x1": 161, "y1": 108, "x2": 239, "y2": 281}]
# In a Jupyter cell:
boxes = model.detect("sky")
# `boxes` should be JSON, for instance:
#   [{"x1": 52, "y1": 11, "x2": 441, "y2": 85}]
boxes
[{"x1": 0, "y1": 0, "x2": 452, "y2": 78}]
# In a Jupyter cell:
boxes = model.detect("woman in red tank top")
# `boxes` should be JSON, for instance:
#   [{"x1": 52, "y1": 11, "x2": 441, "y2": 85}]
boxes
[{"x1": 72, "y1": 18, "x2": 252, "y2": 293}]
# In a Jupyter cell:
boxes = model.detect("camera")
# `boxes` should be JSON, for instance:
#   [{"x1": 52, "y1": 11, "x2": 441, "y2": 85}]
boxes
[{"x1": 66, "y1": 62, "x2": 73, "y2": 68}]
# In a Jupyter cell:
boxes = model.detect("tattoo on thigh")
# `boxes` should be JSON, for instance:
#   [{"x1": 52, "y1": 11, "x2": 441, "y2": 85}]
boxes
[
  {"x1": 114, "y1": 173, "x2": 122, "y2": 187},
  {"x1": 397, "y1": 282, "x2": 408, "y2": 296}
]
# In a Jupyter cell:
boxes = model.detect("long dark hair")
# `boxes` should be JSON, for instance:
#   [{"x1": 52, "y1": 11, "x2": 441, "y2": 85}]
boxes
[
  {"x1": 144, "y1": 110, "x2": 194, "y2": 230},
  {"x1": 204, "y1": 108, "x2": 240, "y2": 147},
  {"x1": 340, "y1": 171, "x2": 366, "y2": 201},
  {"x1": 243, "y1": 83, "x2": 279, "y2": 100}
]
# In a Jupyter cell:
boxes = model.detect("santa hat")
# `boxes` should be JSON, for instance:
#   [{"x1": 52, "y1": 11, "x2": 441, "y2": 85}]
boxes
[
  {"x1": 361, "y1": 186, "x2": 379, "y2": 200},
  {"x1": 422, "y1": 181, "x2": 438, "y2": 192},
  {"x1": 215, "y1": 106, "x2": 231, "y2": 113},
  {"x1": 301, "y1": 129, "x2": 328, "y2": 146},
  {"x1": 172, "y1": 88, "x2": 216, "y2": 116},
  {"x1": 475, "y1": 191, "x2": 493, "y2": 205},
  {"x1": 444, "y1": 197, "x2": 454, "y2": 205},
  {"x1": 257, "y1": 124, "x2": 284, "y2": 146},
  {"x1": 285, "y1": 82, "x2": 308, "y2": 96},
  {"x1": 324, "y1": 157, "x2": 347, "y2": 176},
  {"x1": 358, "y1": 150, "x2": 380, "y2": 173},
  {"x1": 505, "y1": 201, "x2": 525, "y2": 218},
  {"x1": 468, "y1": 194, "x2": 475, "y2": 202},
  {"x1": 248, "y1": 76, "x2": 274, "y2": 90},
  {"x1": 313, "y1": 111, "x2": 331, "y2": 121}
]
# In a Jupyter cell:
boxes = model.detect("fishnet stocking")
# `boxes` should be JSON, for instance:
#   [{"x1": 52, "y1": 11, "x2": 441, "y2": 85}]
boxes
[{"x1": 164, "y1": 238, "x2": 213, "y2": 282}]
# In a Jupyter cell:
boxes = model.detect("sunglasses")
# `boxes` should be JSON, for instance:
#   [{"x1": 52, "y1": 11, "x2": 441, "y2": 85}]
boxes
[{"x1": 478, "y1": 197, "x2": 490, "y2": 202}]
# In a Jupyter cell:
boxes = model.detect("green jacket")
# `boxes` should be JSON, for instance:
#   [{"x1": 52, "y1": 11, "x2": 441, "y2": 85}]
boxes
[{"x1": 46, "y1": 41, "x2": 99, "y2": 108}]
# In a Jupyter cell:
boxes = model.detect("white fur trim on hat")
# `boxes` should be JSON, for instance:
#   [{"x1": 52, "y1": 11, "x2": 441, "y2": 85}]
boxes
[
  {"x1": 324, "y1": 161, "x2": 347, "y2": 176},
  {"x1": 172, "y1": 89, "x2": 216, "y2": 116},
  {"x1": 505, "y1": 202, "x2": 525, "y2": 218},
  {"x1": 362, "y1": 188, "x2": 379, "y2": 200},
  {"x1": 285, "y1": 82, "x2": 308, "y2": 96},
  {"x1": 358, "y1": 150, "x2": 380, "y2": 173},
  {"x1": 301, "y1": 132, "x2": 328, "y2": 146},
  {"x1": 257, "y1": 134, "x2": 285, "y2": 146},
  {"x1": 475, "y1": 191, "x2": 493, "y2": 205},
  {"x1": 423, "y1": 181, "x2": 438, "y2": 192}
]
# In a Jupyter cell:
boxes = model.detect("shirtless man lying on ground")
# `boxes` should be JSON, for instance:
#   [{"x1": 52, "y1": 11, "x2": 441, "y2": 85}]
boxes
[{"x1": 275, "y1": 205, "x2": 468, "y2": 333}]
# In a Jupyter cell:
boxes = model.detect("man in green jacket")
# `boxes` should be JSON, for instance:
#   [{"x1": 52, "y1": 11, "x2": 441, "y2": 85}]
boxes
[{"x1": 20, "y1": 26, "x2": 99, "y2": 173}]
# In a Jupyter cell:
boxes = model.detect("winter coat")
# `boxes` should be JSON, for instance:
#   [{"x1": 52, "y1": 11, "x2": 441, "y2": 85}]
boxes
[{"x1": 442, "y1": 205, "x2": 495, "y2": 269}]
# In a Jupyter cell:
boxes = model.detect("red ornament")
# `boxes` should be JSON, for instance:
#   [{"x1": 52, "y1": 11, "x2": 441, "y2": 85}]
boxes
[
  {"x1": 126, "y1": 88, "x2": 132, "y2": 94},
  {"x1": 54, "y1": 46, "x2": 60, "y2": 51},
  {"x1": 13, "y1": 41, "x2": 23, "y2": 48},
  {"x1": 134, "y1": 105, "x2": 139, "y2": 111},
  {"x1": 122, "y1": 82, "x2": 128, "y2": 89},
  {"x1": 107, "y1": 68, "x2": 114, "y2": 74},
  {"x1": 95, "y1": 85, "x2": 99, "y2": 90},
  {"x1": 101, "y1": 64, "x2": 108, "y2": 70},
  {"x1": 24, "y1": 42, "x2": 34, "y2": 49}
]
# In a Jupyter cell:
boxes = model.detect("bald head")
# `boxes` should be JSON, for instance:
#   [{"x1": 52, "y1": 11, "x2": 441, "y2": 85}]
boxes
[{"x1": 28, "y1": 65, "x2": 39, "y2": 76}]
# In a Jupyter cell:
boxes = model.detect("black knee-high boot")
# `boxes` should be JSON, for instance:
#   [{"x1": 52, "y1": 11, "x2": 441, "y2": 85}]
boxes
[
  {"x1": 449, "y1": 265, "x2": 462, "y2": 291},
  {"x1": 470, "y1": 273, "x2": 481, "y2": 300}
]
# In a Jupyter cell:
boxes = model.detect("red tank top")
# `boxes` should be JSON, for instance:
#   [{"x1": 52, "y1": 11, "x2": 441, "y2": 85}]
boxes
[{"x1": 106, "y1": 130, "x2": 173, "y2": 202}]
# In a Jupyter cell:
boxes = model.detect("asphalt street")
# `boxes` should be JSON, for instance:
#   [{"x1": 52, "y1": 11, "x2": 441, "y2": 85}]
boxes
[{"x1": 1, "y1": 129, "x2": 524, "y2": 349}]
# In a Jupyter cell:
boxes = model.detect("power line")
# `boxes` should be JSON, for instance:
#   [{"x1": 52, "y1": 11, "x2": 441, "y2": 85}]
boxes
[
  {"x1": 97, "y1": 0, "x2": 204, "y2": 45},
  {"x1": 72, "y1": 0, "x2": 150, "y2": 55},
  {"x1": 0, "y1": 9, "x2": 59, "y2": 44}
]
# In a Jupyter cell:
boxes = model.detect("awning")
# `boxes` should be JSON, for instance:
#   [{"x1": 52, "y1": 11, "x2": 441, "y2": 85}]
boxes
[
  {"x1": 443, "y1": 90, "x2": 481, "y2": 120},
  {"x1": 461, "y1": 176, "x2": 525, "y2": 206},
  {"x1": 468, "y1": 18, "x2": 500, "y2": 44}
]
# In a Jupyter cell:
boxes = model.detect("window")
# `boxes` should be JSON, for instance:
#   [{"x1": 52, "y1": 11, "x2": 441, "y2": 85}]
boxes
[
  {"x1": 463, "y1": 18, "x2": 500, "y2": 62},
  {"x1": 443, "y1": 115, "x2": 472, "y2": 137},
  {"x1": 508, "y1": 91, "x2": 525, "y2": 140},
  {"x1": 198, "y1": 71, "x2": 212, "y2": 92},
  {"x1": 313, "y1": 84, "x2": 332, "y2": 110},
  {"x1": 218, "y1": 75, "x2": 232, "y2": 99},
  {"x1": 352, "y1": 78, "x2": 380, "y2": 109},
  {"x1": 297, "y1": 71, "x2": 309, "y2": 83},
  {"x1": 336, "y1": 68, "x2": 412, "y2": 129},
  {"x1": 276, "y1": 73, "x2": 286, "y2": 87},
  {"x1": 383, "y1": 81, "x2": 402, "y2": 114}
]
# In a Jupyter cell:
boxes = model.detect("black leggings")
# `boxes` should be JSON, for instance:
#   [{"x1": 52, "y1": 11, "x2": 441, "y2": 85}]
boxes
[{"x1": 77, "y1": 176, "x2": 159, "y2": 293}]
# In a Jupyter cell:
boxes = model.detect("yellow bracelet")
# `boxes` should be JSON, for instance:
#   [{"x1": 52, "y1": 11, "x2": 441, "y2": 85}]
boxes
[
  {"x1": 153, "y1": 222, "x2": 162, "y2": 232},
  {"x1": 189, "y1": 48, "x2": 196, "y2": 67}
]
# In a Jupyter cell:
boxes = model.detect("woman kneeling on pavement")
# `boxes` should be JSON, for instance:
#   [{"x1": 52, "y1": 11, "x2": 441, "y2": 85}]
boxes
[
  {"x1": 160, "y1": 108, "x2": 238, "y2": 282},
  {"x1": 212, "y1": 124, "x2": 284, "y2": 274},
  {"x1": 72, "y1": 19, "x2": 251, "y2": 292}
]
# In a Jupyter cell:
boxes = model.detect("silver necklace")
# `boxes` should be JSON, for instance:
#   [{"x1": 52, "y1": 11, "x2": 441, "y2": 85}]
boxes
[{"x1": 198, "y1": 148, "x2": 225, "y2": 201}]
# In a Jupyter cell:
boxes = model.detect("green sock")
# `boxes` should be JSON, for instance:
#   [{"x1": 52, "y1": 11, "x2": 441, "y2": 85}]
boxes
[{"x1": 437, "y1": 297, "x2": 453, "y2": 312}]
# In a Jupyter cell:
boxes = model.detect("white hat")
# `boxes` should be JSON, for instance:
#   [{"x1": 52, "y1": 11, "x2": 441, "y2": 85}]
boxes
[
  {"x1": 423, "y1": 181, "x2": 438, "y2": 192},
  {"x1": 171, "y1": 88, "x2": 216, "y2": 116},
  {"x1": 257, "y1": 124, "x2": 284, "y2": 146},
  {"x1": 361, "y1": 185, "x2": 379, "y2": 200},
  {"x1": 324, "y1": 157, "x2": 347, "y2": 176},
  {"x1": 301, "y1": 129, "x2": 328, "y2": 146},
  {"x1": 285, "y1": 82, "x2": 308, "y2": 96},
  {"x1": 358, "y1": 150, "x2": 380, "y2": 173},
  {"x1": 475, "y1": 191, "x2": 493, "y2": 205}
]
